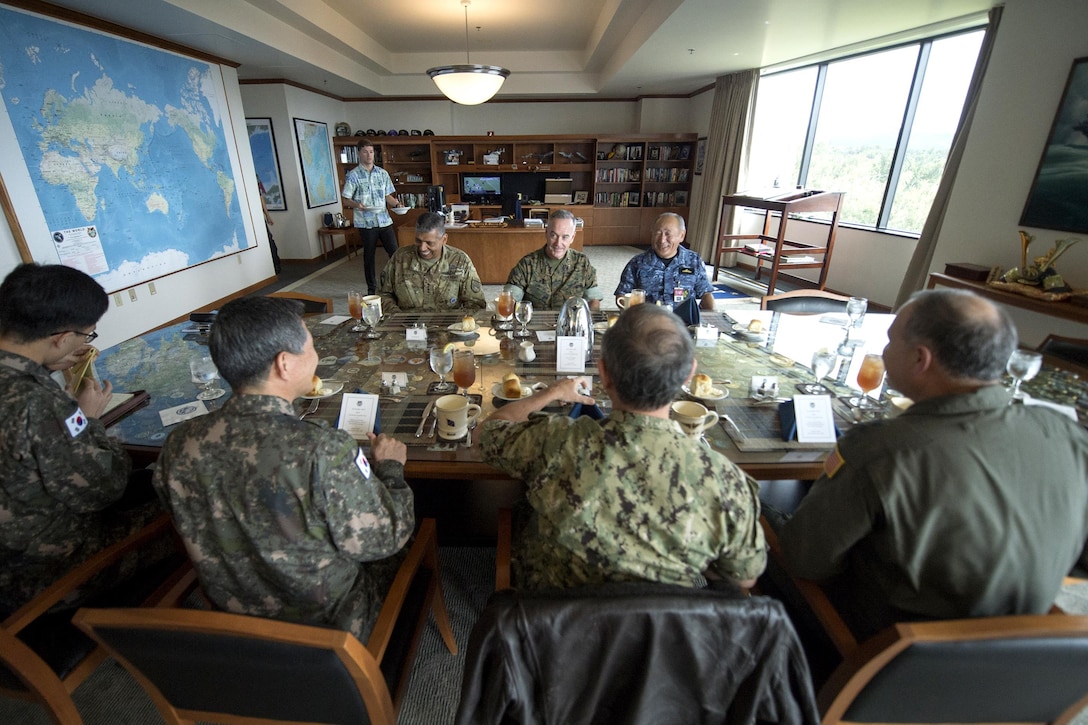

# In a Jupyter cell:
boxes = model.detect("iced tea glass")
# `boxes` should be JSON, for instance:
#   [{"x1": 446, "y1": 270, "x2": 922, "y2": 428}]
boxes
[
  {"x1": 496, "y1": 289, "x2": 515, "y2": 330},
  {"x1": 855, "y1": 353, "x2": 886, "y2": 409},
  {"x1": 453, "y1": 349, "x2": 476, "y2": 397},
  {"x1": 348, "y1": 290, "x2": 365, "y2": 332}
]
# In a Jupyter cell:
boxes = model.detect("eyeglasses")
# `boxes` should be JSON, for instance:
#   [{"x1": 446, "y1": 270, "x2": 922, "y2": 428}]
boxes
[{"x1": 51, "y1": 330, "x2": 99, "y2": 343}]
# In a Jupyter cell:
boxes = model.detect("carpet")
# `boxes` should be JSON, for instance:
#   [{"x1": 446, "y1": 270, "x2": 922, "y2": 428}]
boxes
[{"x1": 0, "y1": 546, "x2": 497, "y2": 724}]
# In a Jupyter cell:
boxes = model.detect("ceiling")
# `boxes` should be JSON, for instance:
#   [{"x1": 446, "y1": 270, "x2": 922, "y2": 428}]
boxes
[{"x1": 38, "y1": 0, "x2": 995, "y2": 100}]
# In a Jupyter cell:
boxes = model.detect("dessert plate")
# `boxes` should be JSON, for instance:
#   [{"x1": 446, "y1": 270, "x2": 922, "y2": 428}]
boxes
[
  {"x1": 299, "y1": 381, "x2": 344, "y2": 399},
  {"x1": 681, "y1": 384, "x2": 728, "y2": 401}
]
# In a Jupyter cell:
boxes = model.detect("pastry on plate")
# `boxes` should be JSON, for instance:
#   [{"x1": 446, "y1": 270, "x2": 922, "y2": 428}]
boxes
[
  {"x1": 461, "y1": 315, "x2": 477, "y2": 332},
  {"x1": 502, "y1": 372, "x2": 522, "y2": 398},
  {"x1": 690, "y1": 373, "x2": 714, "y2": 398},
  {"x1": 309, "y1": 375, "x2": 324, "y2": 396}
]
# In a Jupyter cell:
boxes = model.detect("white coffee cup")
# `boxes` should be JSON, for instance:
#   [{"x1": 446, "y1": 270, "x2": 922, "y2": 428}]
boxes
[
  {"x1": 616, "y1": 288, "x2": 646, "y2": 310},
  {"x1": 435, "y1": 394, "x2": 482, "y2": 440},
  {"x1": 362, "y1": 294, "x2": 383, "y2": 318},
  {"x1": 670, "y1": 400, "x2": 719, "y2": 437}
]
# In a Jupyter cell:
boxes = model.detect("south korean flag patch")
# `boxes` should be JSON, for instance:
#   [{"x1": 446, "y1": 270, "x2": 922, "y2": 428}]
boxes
[
  {"x1": 355, "y1": 447, "x2": 372, "y2": 479},
  {"x1": 64, "y1": 407, "x2": 89, "y2": 438}
]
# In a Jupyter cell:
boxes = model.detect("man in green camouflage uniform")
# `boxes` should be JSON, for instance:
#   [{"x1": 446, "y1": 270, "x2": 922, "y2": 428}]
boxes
[
  {"x1": 0, "y1": 264, "x2": 161, "y2": 613},
  {"x1": 505, "y1": 209, "x2": 603, "y2": 311},
  {"x1": 478, "y1": 304, "x2": 765, "y2": 591},
  {"x1": 153, "y1": 297, "x2": 414, "y2": 640},
  {"x1": 378, "y1": 211, "x2": 486, "y2": 314}
]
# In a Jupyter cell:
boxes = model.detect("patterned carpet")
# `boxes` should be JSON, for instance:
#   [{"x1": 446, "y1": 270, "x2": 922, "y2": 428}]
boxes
[{"x1": 0, "y1": 547, "x2": 496, "y2": 725}]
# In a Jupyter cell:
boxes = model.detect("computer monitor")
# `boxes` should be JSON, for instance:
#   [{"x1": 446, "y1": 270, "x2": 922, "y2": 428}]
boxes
[{"x1": 461, "y1": 175, "x2": 501, "y2": 203}]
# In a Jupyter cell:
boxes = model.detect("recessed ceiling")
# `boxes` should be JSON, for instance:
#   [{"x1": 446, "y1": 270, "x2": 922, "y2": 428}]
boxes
[{"x1": 36, "y1": 0, "x2": 995, "y2": 100}]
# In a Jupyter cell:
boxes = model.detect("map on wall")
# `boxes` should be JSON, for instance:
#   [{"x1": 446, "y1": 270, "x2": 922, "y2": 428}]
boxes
[
  {"x1": 293, "y1": 118, "x2": 339, "y2": 208},
  {"x1": 0, "y1": 6, "x2": 252, "y2": 293},
  {"x1": 246, "y1": 117, "x2": 286, "y2": 211}
]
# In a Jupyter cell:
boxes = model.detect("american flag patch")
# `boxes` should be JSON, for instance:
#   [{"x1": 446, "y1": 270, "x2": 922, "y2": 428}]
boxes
[{"x1": 823, "y1": 444, "x2": 845, "y2": 478}]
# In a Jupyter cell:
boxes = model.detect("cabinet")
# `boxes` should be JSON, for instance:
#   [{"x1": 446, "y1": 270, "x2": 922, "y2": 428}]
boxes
[
  {"x1": 594, "y1": 135, "x2": 696, "y2": 209},
  {"x1": 713, "y1": 189, "x2": 844, "y2": 295},
  {"x1": 333, "y1": 137, "x2": 434, "y2": 224}
]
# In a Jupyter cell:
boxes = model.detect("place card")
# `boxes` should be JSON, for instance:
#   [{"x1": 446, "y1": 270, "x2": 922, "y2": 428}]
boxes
[
  {"x1": 321, "y1": 315, "x2": 351, "y2": 325},
  {"x1": 405, "y1": 326, "x2": 427, "y2": 342},
  {"x1": 556, "y1": 336, "x2": 586, "y2": 373},
  {"x1": 536, "y1": 330, "x2": 556, "y2": 342},
  {"x1": 337, "y1": 393, "x2": 380, "y2": 438},
  {"x1": 159, "y1": 401, "x2": 209, "y2": 426},
  {"x1": 792, "y1": 395, "x2": 837, "y2": 443}
]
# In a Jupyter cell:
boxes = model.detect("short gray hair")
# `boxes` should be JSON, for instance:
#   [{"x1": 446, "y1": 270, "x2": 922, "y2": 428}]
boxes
[
  {"x1": 657, "y1": 212, "x2": 685, "y2": 232},
  {"x1": 416, "y1": 211, "x2": 446, "y2": 237},
  {"x1": 601, "y1": 304, "x2": 694, "y2": 410},
  {"x1": 901, "y1": 289, "x2": 1017, "y2": 381},
  {"x1": 209, "y1": 296, "x2": 308, "y2": 390}
]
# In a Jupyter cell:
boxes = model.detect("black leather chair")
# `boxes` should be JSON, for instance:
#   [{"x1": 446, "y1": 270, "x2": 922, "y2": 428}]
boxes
[
  {"x1": 1037, "y1": 334, "x2": 1088, "y2": 372},
  {"x1": 819, "y1": 614, "x2": 1088, "y2": 723},
  {"x1": 455, "y1": 582, "x2": 820, "y2": 725},
  {"x1": 760, "y1": 289, "x2": 850, "y2": 314}
]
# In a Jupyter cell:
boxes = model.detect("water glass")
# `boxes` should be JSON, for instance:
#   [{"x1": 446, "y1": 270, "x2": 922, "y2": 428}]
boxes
[
  {"x1": 514, "y1": 300, "x2": 533, "y2": 338},
  {"x1": 1006, "y1": 350, "x2": 1043, "y2": 402}
]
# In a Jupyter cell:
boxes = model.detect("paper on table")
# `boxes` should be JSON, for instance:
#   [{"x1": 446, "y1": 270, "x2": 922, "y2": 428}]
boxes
[
  {"x1": 321, "y1": 315, "x2": 351, "y2": 325},
  {"x1": 159, "y1": 401, "x2": 209, "y2": 426},
  {"x1": 536, "y1": 330, "x2": 556, "y2": 342},
  {"x1": 338, "y1": 393, "x2": 380, "y2": 438},
  {"x1": 793, "y1": 394, "x2": 837, "y2": 442},
  {"x1": 1023, "y1": 395, "x2": 1079, "y2": 422},
  {"x1": 556, "y1": 336, "x2": 586, "y2": 373}
]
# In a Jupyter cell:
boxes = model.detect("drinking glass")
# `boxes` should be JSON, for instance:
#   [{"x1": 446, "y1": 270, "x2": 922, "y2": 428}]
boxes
[
  {"x1": 429, "y1": 346, "x2": 454, "y2": 392},
  {"x1": 189, "y1": 355, "x2": 225, "y2": 400},
  {"x1": 840, "y1": 296, "x2": 868, "y2": 352},
  {"x1": 361, "y1": 299, "x2": 381, "y2": 339},
  {"x1": 797, "y1": 348, "x2": 837, "y2": 395},
  {"x1": 453, "y1": 349, "x2": 476, "y2": 397},
  {"x1": 496, "y1": 289, "x2": 516, "y2": 331},
  {"x1": 514, "y1": 300, "x2": 533, "y2": 338},
  {"x1": 348, "y1": 290, "x2": 365, "y2": 332},
  {"x1": 1006, "y1": 350, "x2": 1043, "y2": 402},
  {"x1": 855, "y1": 353, "x2": 886, "y2": 409}
]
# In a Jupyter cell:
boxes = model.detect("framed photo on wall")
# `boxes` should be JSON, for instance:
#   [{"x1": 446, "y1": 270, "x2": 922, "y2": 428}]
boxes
[
  {"x1": 293, "y1": 117, "x2": 339, "y2": 208},
  {"x1": 1020, "y1": 56, "x2": 1088, "y2": 233},
  {"x1": 695, "y1": 137, "x2": 708, "y2": 175},
  {"x1": 246, "y1": 118, "x2": 286, "y2": 211}
]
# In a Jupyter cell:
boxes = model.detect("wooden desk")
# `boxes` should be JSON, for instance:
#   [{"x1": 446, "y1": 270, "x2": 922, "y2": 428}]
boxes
[
  {"x1": 396, "y1": 224, "x2": 583, "y2": 284},
  {"x1": 316, "y1": 227, "x2": 359, "y2": 259}
]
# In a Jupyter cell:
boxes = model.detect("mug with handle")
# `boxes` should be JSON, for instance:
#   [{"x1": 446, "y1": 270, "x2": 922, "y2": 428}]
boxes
[
  {"x1": 435, "y1": 394, "x2": 482, "y2": 440},
  {"x1": 670, "y1": 400, "x2": 719, "y2": 438},
  {"x1": 616, "y1": 288, "x2": 646, "y2": 309}
]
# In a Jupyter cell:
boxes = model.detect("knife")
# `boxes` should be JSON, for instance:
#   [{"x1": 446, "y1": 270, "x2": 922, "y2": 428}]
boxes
[{"x1": 414, "y1": 400, "x2": 435, "y2": 437}]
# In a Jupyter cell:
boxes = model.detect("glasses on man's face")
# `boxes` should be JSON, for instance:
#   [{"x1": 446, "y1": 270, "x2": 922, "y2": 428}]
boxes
[{"x1": 52, "y1": 330, "x2": 99, "y2": 343}]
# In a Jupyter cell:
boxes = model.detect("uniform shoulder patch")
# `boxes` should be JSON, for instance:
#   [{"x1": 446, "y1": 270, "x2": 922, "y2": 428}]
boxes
[
  {"x1": 355, "y1": 448, "x2": 372, "y2": 479},
  {"x1": 64, "y1": 407, "x2": 89, "y2": 437}
]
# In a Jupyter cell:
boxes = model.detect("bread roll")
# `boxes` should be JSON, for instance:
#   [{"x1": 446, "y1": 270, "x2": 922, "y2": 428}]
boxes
[
  {"x1": 462, "y1": 315, "x2": 476, "y2": 332},
  {"x1": 502, "y1": 372, "x2": 522, "y2": 398},
  {"x1": 310, "y1": 375, "x2": 323, "y2": 396},
  {"x1": 747, "y1": 319, "x2": 763, "y2": 333},
  {"x1": 691, "y1": 373, "x2": 714, "y2": 398}
]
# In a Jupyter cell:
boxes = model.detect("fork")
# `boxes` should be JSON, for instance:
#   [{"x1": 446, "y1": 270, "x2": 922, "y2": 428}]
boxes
[{"x1": 299, "y1": 398, "x2": 320, "y2": 419}]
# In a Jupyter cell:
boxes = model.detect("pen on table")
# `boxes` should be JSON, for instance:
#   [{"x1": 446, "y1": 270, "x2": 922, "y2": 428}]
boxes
[{"x1": 722, "y1": 415, "x2": 748, "y2": 437}]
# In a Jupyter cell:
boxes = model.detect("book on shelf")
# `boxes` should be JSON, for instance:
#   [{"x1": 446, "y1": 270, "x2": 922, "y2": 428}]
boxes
[
  {"x1": 744, "y1": 243, "x2": 775, "y2": 255},
  {"x1": 782, "y1": 255, "x2": 817, "y2": 264}
]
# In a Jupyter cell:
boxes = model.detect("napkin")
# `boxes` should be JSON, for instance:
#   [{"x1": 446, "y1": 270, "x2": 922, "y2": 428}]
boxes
[
  {"x1": 673, "y1": 296, "x2": 700, "y2": 326},
  {"x1": 568, "y1": 402, "x2": 605, "y2": 420}
]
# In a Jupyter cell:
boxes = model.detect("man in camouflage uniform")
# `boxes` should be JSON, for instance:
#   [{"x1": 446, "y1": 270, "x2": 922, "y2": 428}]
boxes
[
  {"x1": 478, "y1": 304, "x2": 765, "y2": 591},
  {"x1": 505, "y1": 209, "x2": 603, "y2": 311},
  {"x1": 0, "y1": 263, "x2": 161, "y2": 613},
  {"x1": 378, "y1": 211, "x2": 486, "y2": 314},
  {"x1": 615, "y1": 212, "x2": 716, "y2": 310},
  {"x1": 153, "y1": 297, "x2": 415, "y2": 641}
]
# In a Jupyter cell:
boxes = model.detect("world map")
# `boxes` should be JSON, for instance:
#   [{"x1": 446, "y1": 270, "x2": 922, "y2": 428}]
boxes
[{"x1": 0, "y1": 7, "x2": 251, "y2": 292}]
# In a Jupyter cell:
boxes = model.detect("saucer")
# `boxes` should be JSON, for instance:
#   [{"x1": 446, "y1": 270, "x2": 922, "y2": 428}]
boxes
[
  {"x1": 447, "y1": 322, "x2": 479, "y2": 337},
  {"x1": 299, "y1": 381, "x2": 344, "y2": 399},
  {"x1": 492, "y1": 382, "x2": 534, "y2": 401},
  {"x1": 681, "y1": 384, "x2": 728, "y2": 402}
]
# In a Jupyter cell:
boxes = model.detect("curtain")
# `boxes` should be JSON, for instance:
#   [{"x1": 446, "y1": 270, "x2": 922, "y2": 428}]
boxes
[
  {"x1": 688, "y1": 69, "x2": 759, "y2": 262},
  {"x1": 894, "y1": 5, "x2": 1004, "y2": 307}
]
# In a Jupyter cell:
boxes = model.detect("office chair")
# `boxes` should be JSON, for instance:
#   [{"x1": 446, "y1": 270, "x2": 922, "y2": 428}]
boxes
[
  {"x1": 0, "y1": 513, "x2": 186, "y2": 724},
  {"x1": 73, "y1": 518, "x2": 456, "y2": 725},
  {"x1": 760, "y1": 289, "x2": 851, "y2": 314}
]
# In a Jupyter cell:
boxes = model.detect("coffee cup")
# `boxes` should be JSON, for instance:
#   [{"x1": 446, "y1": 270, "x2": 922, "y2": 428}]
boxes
[
  {"x1": 670, "y1": 400, "x2": 719, "y2": 438},
  {"x1": 435, "y1": 394, "x2": 482, "y2": 440},
  {"x1": 362, "y1": 294, "x2": 383, "y2": 318},
  {"x1": 616, "y1": 288, "x2": 646, "y2": 309}
]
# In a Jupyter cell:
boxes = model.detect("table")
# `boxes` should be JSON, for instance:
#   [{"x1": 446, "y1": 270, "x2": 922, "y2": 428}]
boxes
[
  {"x1": 395, "y1": 223, "x2": 583, "y2": 284},
  {"x1": 97, "y1": 310, "x2": 904, "y2": 481},
  {"x1": 317, "y1": 227, "x2": 359, "y2": 259}
]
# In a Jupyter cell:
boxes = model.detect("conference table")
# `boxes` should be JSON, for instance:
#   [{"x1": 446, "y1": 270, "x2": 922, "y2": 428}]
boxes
[{"x1": 97, "y1": 307, "x2": 1088, "y2": 482}]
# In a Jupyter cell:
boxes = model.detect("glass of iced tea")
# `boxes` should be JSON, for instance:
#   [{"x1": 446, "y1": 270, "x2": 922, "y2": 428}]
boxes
[
  {"x1": 495, "y1": 289, "x2": 516, "y2": 330},
  {"x1": 855, "y1": 353, "x2": 886, "y2": 409},
  {"x1": 453, "y1": 349, "x2": 476, "y2": 397},
  {"x1": 348, "y1": 290, "x2": 365, "y2": 332}
]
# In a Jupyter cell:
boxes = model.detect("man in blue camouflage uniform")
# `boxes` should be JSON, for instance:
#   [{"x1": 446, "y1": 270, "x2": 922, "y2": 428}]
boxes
[
  {"x1": 0, "y1": 264, "x2": 161, "y2": 613},
  {"x1": 615, "y1": 212, "x2": 716, "y2": 310},
  {"x1": 341, "y1": 138, "x2": 403, "y2": 294},
  {"x1": 780, "y1": 290, "x2": 1088, "y2": 640},
  {"x1": 153, "y1": 297, "x2": 415, "y2": 640},
  {"x1": 478, "y1": 304, "x2": 765, "y2": 591},
  {"x1": 378, "y1": 211, "x2": 486, "y2": 314},
  {"x1": 505, "y1": 209, "x2": 603, "y2": 311}
]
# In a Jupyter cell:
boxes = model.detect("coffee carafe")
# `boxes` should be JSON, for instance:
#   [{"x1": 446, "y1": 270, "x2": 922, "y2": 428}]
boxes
[{"x1": 557, "y1": 296, "x2": 593, "y2": 361}]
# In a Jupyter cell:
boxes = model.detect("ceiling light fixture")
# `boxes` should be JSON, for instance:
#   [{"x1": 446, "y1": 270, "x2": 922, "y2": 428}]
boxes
[{"x1": 427, "y1": 0, "x2": 509, "y2": 106}]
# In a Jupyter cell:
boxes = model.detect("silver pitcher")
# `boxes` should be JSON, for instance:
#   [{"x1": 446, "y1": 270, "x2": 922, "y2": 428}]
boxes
[{"x1": 556, "y1": 296, "x2": 593, "y2": 361}]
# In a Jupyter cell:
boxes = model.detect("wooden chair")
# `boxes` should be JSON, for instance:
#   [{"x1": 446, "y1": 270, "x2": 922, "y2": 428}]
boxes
[
  {"x1": 73, "y1": 518, "x2": 457, "y2": 725},
  {"x1": 0, "y1": 513, "x2": 186, "y2": 724},
  {"x1": 266, "y1": 290, "x2": 334, "y2": 313},
  {"x1": 495, "y1": 507, "x2": 513, "y2": 591},
  {"x1": 1037, "y1": 334, "x2": 1088, "y2": 374},
  {"x1": 818, "y1": 614, "x2": 1088, "y2": 723},
  {"x1": 760, "y1": 289, "x2": 851, "y2": 314}
]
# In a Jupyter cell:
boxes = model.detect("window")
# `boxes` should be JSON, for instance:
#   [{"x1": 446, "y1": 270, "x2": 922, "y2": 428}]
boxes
[{"x1": 745, "y1": 29, "x2": 984, "y2": 234}]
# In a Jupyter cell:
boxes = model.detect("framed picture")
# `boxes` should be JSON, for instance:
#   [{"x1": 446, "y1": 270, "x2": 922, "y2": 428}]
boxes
[
  {"x1": 246, "y1": 118, "x2": 286, "y2": 211},
  {"x1": 1021, "y1": 56, "x2": 1088, "y2": 233},
  {"x1": 675, "y1": 190, "x2": 689, "y2": 206},
  {"x1": 574, "y1": 190, "x2": 589, "y2": 204},
  {"x1": 695, "y1": 137, "x2": 708, "y2": 175},
  {"x1": 648, "y1": 146, "x2": 660, "y2": 160},
  {"x1": 293, "y1": 117, "x2": 339, "y2": 208}
]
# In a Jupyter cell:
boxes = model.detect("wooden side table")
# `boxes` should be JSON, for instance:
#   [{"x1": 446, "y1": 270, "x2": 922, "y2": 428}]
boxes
[{"x1": 317, "y1": 227, "x2": 359, "y2": 259}]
